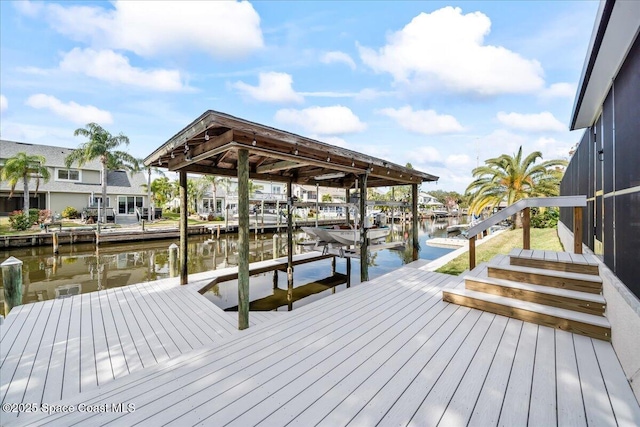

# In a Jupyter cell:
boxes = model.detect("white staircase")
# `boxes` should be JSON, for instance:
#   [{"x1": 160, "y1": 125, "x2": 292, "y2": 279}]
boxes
[{"x1": 443, "y1": 249, "x2": 610, "y2": 341}]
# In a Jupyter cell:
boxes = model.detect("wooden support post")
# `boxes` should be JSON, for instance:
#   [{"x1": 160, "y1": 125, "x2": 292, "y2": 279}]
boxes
[
  {"x1": 179, "y1": 171, "x2": 188, "y2": 285},
  {"x1": 522, "y1": 207, "x2": 530, "y2": 250},
  {"x1": 273, "y1": 270, "x2": 278, "y2": 289},
  {"x1": 574, "y1": 206, "x2": 583, "y2": 254},
  {"x1": 217, "y1": 224, "x2": 221, "y2": 239},
  {"x1": 469, "y1": 235, "x2": 476, "y2": 270},
  {"x1": 141, "y1": 219, "x2": 145, "y2": 232},
  {"x1": 411, "y1": 183, "x2": 419, "y2": 261},
  {"x1": 2, "y1": 256, "x2": 23, "y2": 316},
  {"x1": 315, "y1": 183, "x2": 319, "y2": 227},
  {"x1": 52, "y1": 232, "x2": 59, "y2": 254},
  {"x1": 360, "y1": 174, "x2": 369, "y2": 283},
  {"x1": 287, "y1": 181, "x2": 294, "y2": 292},
  {"x1": 346, "y1": 257, "x2": 351, "y2": 288},
  {"x1": 273, "y1": 234, "x2": 278, "y2": 259},
  {"x1": 237, "y1": 149, "x2": 250, "y2": 330},
  {"x1": 168, "y1": 243, "x2": 178, "y2": 278},
  {"x1": 345, "y1": 189, "x2": 351, "y2": 225},
  {"x1": 331, "y1": 256, "x2": 336, "y2": 275}
]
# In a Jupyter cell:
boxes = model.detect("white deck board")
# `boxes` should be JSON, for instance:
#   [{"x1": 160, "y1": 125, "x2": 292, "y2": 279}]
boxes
[
  {"x1": 574, "y1": 334, "x2": 617, "y2": 426},
  {"x1": 468, "y1": 318, "x2": 523, "y2": 425},
  {"x1": 2, "y1": 256, "x2": 639, "y2": 427},
  {"x1": 498, "y1": 322, "x2": 538, "y2": 426},
  {"x1": 528, "y1": 326, "x2": 557, "y2": 426}
]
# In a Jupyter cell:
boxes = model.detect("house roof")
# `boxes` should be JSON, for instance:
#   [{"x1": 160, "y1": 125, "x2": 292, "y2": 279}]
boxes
[
  {"x1": 570, "y1": 0, "x2": 640, "y2": 129},
  {"x1": 0, "y1": 140, "x2": 147, "y2": 195},
  {"x1": 144, "y1": 110, "x2": 439, "y2": 189},
  {"x1": 1, "y1": 140, "x2": 102, "y2": 170}
]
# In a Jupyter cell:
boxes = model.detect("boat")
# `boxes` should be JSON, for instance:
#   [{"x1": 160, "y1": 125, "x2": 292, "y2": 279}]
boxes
[
  {"x1": 302, "y1": 225, "x2": 390, "y2": 245},
  {"x1": 446, "y1": 224, "x2": 470, "y2": 234},
  {"x1": 431, "y1": 209, "x2": 449, "y2": 217}
]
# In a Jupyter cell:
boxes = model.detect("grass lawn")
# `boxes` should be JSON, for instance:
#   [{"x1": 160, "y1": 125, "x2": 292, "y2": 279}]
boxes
[
  {"x1": 435, "y1": 227, "x2": 564, "y2": 276},
  {"x1": 144, "y1": 212, "x2": 213, "y2": 228}
]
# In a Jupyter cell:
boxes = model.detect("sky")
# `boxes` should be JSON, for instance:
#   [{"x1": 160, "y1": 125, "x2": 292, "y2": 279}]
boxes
[{"x1": 0, "y1": 0, "x2": 601, "y2": 193}]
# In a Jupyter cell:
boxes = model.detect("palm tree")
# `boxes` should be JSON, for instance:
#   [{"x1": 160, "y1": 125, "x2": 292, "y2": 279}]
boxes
[
  {"x1": 0, "y1": 152, "x2": 50, "y2": 217},
  {"x1": 66, "y1": 123, "x2": 139, "y2": 222},
  {"x1": 199, "y1": 175, "x2": 227, "y2": 213},
  {"x1": 466, "y1": 146, "x2": 567, "y2": 227}
]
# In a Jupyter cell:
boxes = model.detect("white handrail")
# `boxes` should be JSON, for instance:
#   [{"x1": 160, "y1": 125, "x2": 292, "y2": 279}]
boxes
[{"x1": 466, "y1": 196, "x2": 586, "y2": 238}]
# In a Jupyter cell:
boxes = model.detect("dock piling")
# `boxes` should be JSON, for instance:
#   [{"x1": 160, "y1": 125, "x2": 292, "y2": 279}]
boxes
[
  {"x1": 1, "y1": 256, "x2": 23, "y2": 316},
  {"x1": 273, "y1": 234, "x2": 279, "y2": 259},
  {"x1": 169, "y1": 243, "x2": 178, "y2": 277},
  {"x1": 52, "y1": 232, "x2": 59, "y2": 254}
]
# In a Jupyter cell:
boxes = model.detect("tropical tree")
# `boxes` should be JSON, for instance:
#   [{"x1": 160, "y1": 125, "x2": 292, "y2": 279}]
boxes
[
  {"x1": 65, "y1": 123, "x2": 139, "y2": 222},
  {"x1": 0, "y1": 152, "x2": 50, "y2": 218},
  {"x1": 199, "y1": 175, "x2": 229, "y2": 213},
  {"x1": 141, "y1": 176, "x2": 175, "y2": 208},
  {"x1": 322, "y1": 193, "x2": 333, "y2": 202},
  {"x1": 465, "y1": 146, "x2": 567, "y2": 226}
]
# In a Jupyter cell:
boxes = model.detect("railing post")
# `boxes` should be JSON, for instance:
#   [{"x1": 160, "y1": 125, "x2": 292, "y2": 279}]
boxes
[
  {"x1": 573, "y1": 206, "x2": 583, "y2": 254},
  {"x1": 469, "y1": 235, "x2": 476, "y2": 270},
  {"x1": 522, "y1": 207, "x2": 530, "y2": 250}
]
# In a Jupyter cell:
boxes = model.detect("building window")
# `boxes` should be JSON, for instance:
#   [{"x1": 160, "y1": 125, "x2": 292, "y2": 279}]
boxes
[
  {"x1": 92, "y1": 196, "x2": 110, "y2": 207},
  {"x1": 272, "y1": 185, "x2": 282, "y2": 194},
  {"x1": 118, "y1": 196, "x2": 144, "y2": 214},
  {"x1": 57, "y1": 168, "x2": 81, "y2": 182}
]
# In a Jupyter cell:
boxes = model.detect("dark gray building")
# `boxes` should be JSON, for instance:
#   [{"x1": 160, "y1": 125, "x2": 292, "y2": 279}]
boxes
[{"x1": 560, "y1": 0, "x2": 640, "y2": 299}]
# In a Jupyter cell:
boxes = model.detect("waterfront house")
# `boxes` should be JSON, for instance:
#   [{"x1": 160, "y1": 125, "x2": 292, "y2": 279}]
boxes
[
  {"x1": 560, "y1": 0, "x2": 640, "y2": 400},
  {"x1": 0, "y1": 140, "x2": 149, "y2": 221}
]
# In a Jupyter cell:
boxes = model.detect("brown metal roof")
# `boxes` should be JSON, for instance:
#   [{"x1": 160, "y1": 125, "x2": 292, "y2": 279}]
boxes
[{"x1": 144, "y1": 110, "x2": 438, "y2": 188}]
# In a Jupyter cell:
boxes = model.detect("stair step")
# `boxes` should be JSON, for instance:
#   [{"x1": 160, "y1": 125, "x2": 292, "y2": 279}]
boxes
[
  {"x1": 488, "y1": 263, "x2": 602, "y2": 294},
  {"x1": 464, "y1": 275, "x2": 606, "y2": 316},
  {"x1": 442, "y1": 288, "x2": 611, "y2": 341},
  {"x1": 509, "y1": 249, "x2": 599, "y2": 275}
]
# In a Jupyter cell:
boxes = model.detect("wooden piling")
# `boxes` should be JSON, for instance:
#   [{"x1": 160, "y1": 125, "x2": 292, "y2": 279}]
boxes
[
  {"x1": 169, "y1": 243, "x2": 178, "y2": 278},
  {"x1": 217, "y1": 224, "x2": 221, "y2": 239},
  {"x1": 522, "y1": 207, "x2": 530, "y2": 250},
  {"x1": 359, "y1": 174, "x2": 369, "y2": 282},
  {"x1": 2, "y1": 257, "x2": 23, "y2": 316},
  {"x1": 331, "y1": 256, "x2": 336, "y2": 275},
  {"x1": 52, "y1": 232, "x2": 59, "y2": 254},
  {"x1": 273, "y1": 270, "x2": 278, "y2": 289},
  {"x1": 273, "y1": 234, "x2": 278, "y2": 259},
  {"x1": 346, "y1": 257, "x2": 351, "y2": 288},
  {"x1": 411, "y1": 184, "x2": 419, "y2": 261},
  {"x1": 179, "y1": 171, "x2": 188, "y2": 285},
  {"x1": 238, "y1": 148, "x2": 250, "y2": 330}
]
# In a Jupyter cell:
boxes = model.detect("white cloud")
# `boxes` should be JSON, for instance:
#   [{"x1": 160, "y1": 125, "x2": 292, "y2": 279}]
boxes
[
  {"x1": 60, "y1": 48, "x2": 188, "y2": 92},
  {"x1": 233, "y1": 72, "x2": 303, "y2": 103},
  {"x1": 298, "y1": 88, "x2": 396, "y2": 100},
  {"x1": 540, "y1": 82, "x2": 576, "y2": 99},
  {"x1": 534, "y1": 137, "x2": 572, "y2": 159},
  {"x1": 25, "y1": 94, "x2": 113, "y2": 124},
  {"x1": 446, "y1": 154, "x2": 472, "y2": 168},
  {"x1": 378, "y1": 106, "x2": 464, "y2": 135},
  {"x1": 497, "y1": 111, "x2": 566, "y2": 132},
  {"x1": 412, "y1": 146, "x2": 442, "y2": 164},
  {"x1": 321, "y1": 51, "x2": 356, "y2": 70},
  {"x1": 0, "y1": 95, "x2": 7, "y2": 113},
  {"x1": 358, "y1": 6, "x2": 544, "y2": 95},
  {"x1": 275, "y1": 105, "x2": 366, "y2": 135},
  {"x1": 38, "y1": 1, "x2": 263, "y2": 59},
  {"x1": 13, "y1": 0, "x2": 42, "y2": 17}
]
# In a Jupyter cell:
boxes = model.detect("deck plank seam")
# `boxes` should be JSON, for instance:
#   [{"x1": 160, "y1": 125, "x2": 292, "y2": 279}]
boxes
[
  {"x1": 111, "y1": 287, "x2": 152, "y2": 369},
  {"x1": 590, "y1": 338, "x2": 619, "y2": 426},
  {"x1": 122, "y1": 286, "x2": 172, "y2": 361},
  {"x1": 494, "y1": 319, "x2": 525, "y2": 425},
  {"x1": 39, "y1": 298, "x2": 67, "y2": 404}
]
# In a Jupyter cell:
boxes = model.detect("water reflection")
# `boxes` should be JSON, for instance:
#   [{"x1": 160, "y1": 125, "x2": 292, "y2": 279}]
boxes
[{"x1": 1, "y1": 217, "x2": 466, "y2": 310}]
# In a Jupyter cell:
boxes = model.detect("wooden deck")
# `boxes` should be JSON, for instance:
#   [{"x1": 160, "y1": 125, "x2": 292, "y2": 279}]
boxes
[
  {"x1": 0, "y1": 278, "x2": 282, "y2": 423},
  {"x1": 2, "y1": 260, "x2": 638, "y2": 426}
]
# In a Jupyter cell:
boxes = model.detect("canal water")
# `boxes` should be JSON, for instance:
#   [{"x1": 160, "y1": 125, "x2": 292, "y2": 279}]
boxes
[{"x1": 0, "y1": 217, "x2": 466, "y2": 312}]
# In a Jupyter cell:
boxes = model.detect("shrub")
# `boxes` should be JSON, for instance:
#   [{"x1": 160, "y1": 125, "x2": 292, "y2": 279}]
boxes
[
  {"x1": 9, "y1": 210, "x2": 32, "y2": 231},
  {"x1": 38, "y1": 209, "x2": 51, "y2": 224},
  {"x1": 28, "y1": 208, "x2": 40, "y2": 225},
  {"x1": 531, "y1": 207, "x2": 559, "y2": 229},
  {"x1": 61, "y1": 206, "x2": 79, "y2": 219}
]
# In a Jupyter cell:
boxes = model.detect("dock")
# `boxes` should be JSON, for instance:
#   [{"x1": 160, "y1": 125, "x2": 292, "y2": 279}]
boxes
[{"x1": 2, "y1": 253, "x2": 639, "y2": 426}]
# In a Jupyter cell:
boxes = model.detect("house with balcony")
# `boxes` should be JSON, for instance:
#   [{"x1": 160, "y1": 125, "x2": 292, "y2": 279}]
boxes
[{"x1": 0, "y1": 140, "x2": 149, "y2": 222}]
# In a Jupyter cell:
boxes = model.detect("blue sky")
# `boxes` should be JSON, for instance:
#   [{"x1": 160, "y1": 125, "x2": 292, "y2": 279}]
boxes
[{"x1": 0, "y1": 1, "x2": 600, "y2": 193}]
